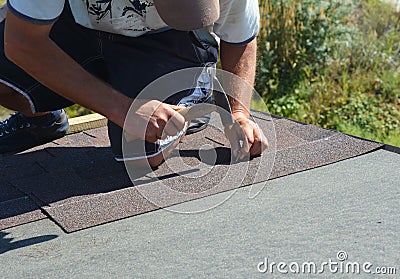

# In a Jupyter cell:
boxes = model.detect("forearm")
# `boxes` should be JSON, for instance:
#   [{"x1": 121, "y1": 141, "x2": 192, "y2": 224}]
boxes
[
  {"x1": 4, "y1": 15, "x2": 131, "y2": 127},
  {"x1": 219, "y1": 39, "x2": 257, "y2": 118}
]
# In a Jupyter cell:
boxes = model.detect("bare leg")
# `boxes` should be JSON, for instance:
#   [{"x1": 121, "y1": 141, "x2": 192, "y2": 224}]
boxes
[{"x1": 0, "y1": 83, "x2": 48, "y2": 117}]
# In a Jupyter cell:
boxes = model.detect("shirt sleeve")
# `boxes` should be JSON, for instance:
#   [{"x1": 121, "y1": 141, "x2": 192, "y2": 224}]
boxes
[
  {"x1": 7, "y1": 0, "x2": 65, "y2": 24},
  {"x1": 213, "y1": 0, "x2": 260, "y2": 45}
]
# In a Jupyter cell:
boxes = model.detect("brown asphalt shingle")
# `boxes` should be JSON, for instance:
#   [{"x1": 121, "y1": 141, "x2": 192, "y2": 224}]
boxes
[
  {"x1": 0, "y1": 182, "x2": 46, "y2": 230},
  {"x1": 0, "y1": 197, "x2": 46, "y2": 230},
  {"x1": 0, "y1": 112, "x2": 383, "y2": 232}
]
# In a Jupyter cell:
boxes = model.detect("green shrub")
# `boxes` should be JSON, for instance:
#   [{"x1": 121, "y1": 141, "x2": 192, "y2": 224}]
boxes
[
  {"x1": 256, "y1": 0, "x2": 400, "y2": 146},
  {"x1": 64, "y1": 105, "x2": 94, "y2": 118},
  {"x1": 256, "y1": 0, "x2": 351, "y2": 99}
]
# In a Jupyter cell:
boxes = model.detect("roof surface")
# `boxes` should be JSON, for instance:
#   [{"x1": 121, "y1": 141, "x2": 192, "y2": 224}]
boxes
[
  {"x1": 0, "y1": 111, "x2": 398, "y2": 277},
  {"x1": 1, "y1": 112, "x2": 383, "y2": 232},
  {"x1": 1, "y1": 149, "x2": 399, "y2": 277}
]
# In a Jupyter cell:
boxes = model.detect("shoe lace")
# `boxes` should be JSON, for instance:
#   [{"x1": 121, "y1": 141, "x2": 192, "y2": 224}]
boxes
[{"x1": 0, "y1": 112, "x2": 31, "y2": 137}]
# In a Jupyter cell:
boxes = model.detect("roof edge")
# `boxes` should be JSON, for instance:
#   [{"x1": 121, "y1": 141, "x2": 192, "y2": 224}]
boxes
[{"x1": 382, "y1": 144, "x2": 400, "y2": 155}]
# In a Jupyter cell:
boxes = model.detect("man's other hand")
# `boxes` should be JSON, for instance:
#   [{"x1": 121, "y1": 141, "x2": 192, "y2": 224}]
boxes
[{"x1": 224, "y1": 111, "x2": 268, "y2": 160}]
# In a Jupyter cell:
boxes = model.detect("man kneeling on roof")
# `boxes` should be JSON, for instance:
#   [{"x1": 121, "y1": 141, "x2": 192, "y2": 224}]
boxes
[{"x1": 0, "y1": 0, "x2": 268, "y2": 166}]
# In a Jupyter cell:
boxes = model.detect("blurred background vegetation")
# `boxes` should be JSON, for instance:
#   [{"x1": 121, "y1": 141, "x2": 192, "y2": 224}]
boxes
[
  {"x1": 1, "y1": 0, "x2": 399, "y2": 146},
  {"x1": 256, "y1": 0, "x2": 400, "y2": 146}
]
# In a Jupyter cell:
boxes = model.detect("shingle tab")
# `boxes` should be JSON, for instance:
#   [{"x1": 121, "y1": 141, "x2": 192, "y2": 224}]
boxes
[{"x1": 0, "y1": 196, "x2": 46, "y2": 230}]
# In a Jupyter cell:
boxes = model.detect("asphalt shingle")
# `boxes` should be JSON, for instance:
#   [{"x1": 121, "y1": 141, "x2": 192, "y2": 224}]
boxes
[
  {"x1": 0, "y1": 112, "x2": 383, "y2": 232},
  {"x1": 0, "y1": 196, "x2": 46, "y2": 230}
]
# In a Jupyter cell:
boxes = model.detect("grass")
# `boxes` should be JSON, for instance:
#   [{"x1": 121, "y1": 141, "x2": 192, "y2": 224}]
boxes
[{"x1": 0, "y1": 1, "x2": 4, "y2": 6}]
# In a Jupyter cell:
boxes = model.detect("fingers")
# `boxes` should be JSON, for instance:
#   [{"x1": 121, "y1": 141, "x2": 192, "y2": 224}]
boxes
[
  {"x1": 238, "y1": 122, "x2": 254, "y2": 159},
  {"x1": 228, "y1": 117, "x2": 268, "y2": 160},
  {"x1": 147, "y1": 104, "x2": 186, "y2": 141},
  {"x1": 168, "y1": 109, "x2": 186, "y2": 134},
  {"x1": 249, "y1": 125, "x2": 268, "y2": 157},
  {"x1": 160, "y1": 107, "x2": 186, "y2": 138},
  {"x1": 162, "y1": 115, "x2": 184, "y2": 138},
  {"x1": 145, "y1": 121, "x2": 161, "y2": 143},
  {"x1": 170, "y1": 105, "x2": 185, "y2": 112},
  {"x1": 228, "y1": 130, "x2": 242, "y2": 159}
]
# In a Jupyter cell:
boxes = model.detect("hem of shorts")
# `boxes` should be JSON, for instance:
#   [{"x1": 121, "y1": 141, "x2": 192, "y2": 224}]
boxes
[
  {"x1": 220, "y1": 33, "x2": 258, "y2": 46},
  {"x1": 7, "y1": 2, "x2": 59, "y2": 25},
  {"x1": 0, "y1": 78, "x2": 37, "y2": 113}
]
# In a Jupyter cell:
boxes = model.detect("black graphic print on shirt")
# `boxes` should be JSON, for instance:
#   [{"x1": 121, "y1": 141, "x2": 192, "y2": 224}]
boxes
[{"x1": 87, "y1": 0, "x2": 153, "y2": 24}]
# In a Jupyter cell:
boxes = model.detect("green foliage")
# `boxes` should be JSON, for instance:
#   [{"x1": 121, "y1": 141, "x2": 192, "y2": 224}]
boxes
[
  {"x1": 328, "y1": 92, "x2": 400, "y2": 140},
  {"x1": 0, "y1": 106, "x2": 12, "y2": 119},
  {"x1": 64, "y1": 105, "x2": 94, "y2": 118},
  {"x1": 256, "y1": 0, "x2": 400, "y2": 146},
  {"x1": 256, "y1": 0, "x2": 350, "y2": 99}
]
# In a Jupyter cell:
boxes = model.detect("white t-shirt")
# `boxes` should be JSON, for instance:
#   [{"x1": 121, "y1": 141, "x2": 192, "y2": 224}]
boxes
[{"x1": 7, "y1": 0, "x2": 259, "y2": 44}]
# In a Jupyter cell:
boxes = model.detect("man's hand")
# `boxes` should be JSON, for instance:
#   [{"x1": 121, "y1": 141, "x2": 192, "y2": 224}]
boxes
[
  {"x1": 224, "y1": 111, "x2": 268, "y2": 160},
  {"x1": 124, "y1": 100, "x2": 186, "y2": 143},
  {"x1": 219, "y1": 39, "x2": 267, "y2": 160}
]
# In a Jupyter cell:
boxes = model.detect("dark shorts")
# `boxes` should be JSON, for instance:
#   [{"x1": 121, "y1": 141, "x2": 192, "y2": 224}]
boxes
[{"x1": 0, "y1": 4, "x2": 218, "y2": 157}]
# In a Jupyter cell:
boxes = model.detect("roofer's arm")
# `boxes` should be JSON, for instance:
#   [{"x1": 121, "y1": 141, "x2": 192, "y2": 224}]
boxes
[
  {"x1": 220, "y1": 38, "x2": 268, "y2": 158},
  {"x1": 4, "y1": 11, "x2": 185, "y2": 143}
]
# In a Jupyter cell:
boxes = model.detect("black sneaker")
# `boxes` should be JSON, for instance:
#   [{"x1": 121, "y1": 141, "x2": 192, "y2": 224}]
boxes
[{"x1": 0, "y1": 110, "x2": 69, "y2": 155}]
